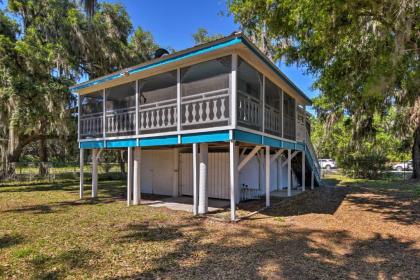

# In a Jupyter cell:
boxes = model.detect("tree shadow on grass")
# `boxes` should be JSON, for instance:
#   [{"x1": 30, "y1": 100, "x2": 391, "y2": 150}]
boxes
[
  {"x1": 28, "y1": 248, "x2": 98, "y2": 280},
  {"x1": 0, "y1": 233, "x2": 24, "y2": 249},
  {"x1": 3, "y1": 197, "x2": 118, "y2": 215},
  {"x1": 118, "y1": 221, "x2": 185, "y2": 243},
  {"x1": 345, "y1": 186, "x2": 420, "y2": 225},
  {"x1": 109, "y1": 220, "x2": 420, "y2": 280}
]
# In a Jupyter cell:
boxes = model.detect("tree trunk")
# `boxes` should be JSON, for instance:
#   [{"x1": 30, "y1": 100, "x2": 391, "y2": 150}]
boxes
[
  {"x1": 38, "y1": 137, "x2": 49, "y2": 176},
  {"x1": 412, "y1": 125, "x2": 420, "y2": 180}
]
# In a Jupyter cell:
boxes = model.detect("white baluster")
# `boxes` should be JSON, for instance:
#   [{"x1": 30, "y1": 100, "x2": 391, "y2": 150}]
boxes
[
  {"x1": 205, "y1": 101, "x2": 210, "y2": 122},
  {"x1": 185, "y1": 104, "x2": 190, "y2": 124},
  {"x1": 220, "y1": 97, "x2": 226, "y2": 120},
  {"x1": 162, "y1": 108, "x2": 166, "y2": 127},
  {"x1": 155, "y1": 109, "x2": 160, "y2": 128},
  {"x1": 191, "y1": 104, "x2": 196, "y2": 124},
  {"x1": 150, "y1": 111, "x2": 154, "y2": 128},
  {"x1": 145, "y1": 111, "x2": 149, "y2": 129},
  {"x1": 198, "y1": 102, "x2": 203, "y2": 122},
  {"x1": 211, "y1": 99, "x2": 217, "y2": 121}
]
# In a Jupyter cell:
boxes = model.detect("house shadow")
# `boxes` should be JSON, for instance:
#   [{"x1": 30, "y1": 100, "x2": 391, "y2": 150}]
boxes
[{"x1": 235, "y1": 185, "x2": 350, "y2": 218}]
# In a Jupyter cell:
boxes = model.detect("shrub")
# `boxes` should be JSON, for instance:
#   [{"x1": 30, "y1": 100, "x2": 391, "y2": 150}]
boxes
[{"x1": 339, "y1": 150, "x2": 388, "y2": 179}]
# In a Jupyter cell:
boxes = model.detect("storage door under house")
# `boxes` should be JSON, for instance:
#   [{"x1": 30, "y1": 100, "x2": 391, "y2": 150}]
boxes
[
  {"x1": 180, "y1": 152, "x2": 230, "y2": 199},
  {"x1": 140, "y1": 150, "x2": 174, "y2": 196}
]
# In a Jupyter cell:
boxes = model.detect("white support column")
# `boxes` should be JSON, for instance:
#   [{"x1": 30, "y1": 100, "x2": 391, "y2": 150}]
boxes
[
  {"x1": 198, "y1": 143, "x2": 208, "y2": 214},
  {"x1": 192, "y1": 143, "x2": 199, "y2": 215},
  {"x1": 172, "y1": 148, "x2": 179, "y2": 197},
  {"x1": 311, "y1": 170, "x2": 314, "y2": 190},
  {"x1": 79, "y1": 149, "x2": 84, "y2": 199},
  {"x1": 91, "y1": 149, "x2": 98, "y2": 198},
  {"x1": 301, "y1": 151, "x2": 306, "y2": 192},
  {"x1": 287, "y1": 149, "x2": 292, "y2": 197},
  {"x1": 231, "y1": 53, "x2": 238, "y2": 128},
  {"x1": 127, "y1": 147, "x2": 133, "y2": 206},
  {"x1": 133, "y1": 147, "x2": 141, "y2": 205},
  {"x1": 265, "y1": 146, "x2": 270, "y2": 207},
  {"x1": 229, "y1": 141, "x2": 238, "y2": 222}
]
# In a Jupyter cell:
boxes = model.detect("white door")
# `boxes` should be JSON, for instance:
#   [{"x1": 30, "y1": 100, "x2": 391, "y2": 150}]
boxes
[{"x1": 180, "y1": 152, "x2": 230, "y2": 199}]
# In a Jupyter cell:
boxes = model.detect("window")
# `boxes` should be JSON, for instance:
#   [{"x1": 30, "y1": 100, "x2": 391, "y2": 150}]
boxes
[
  {"x1": 138, "y1": 71, "x2": 177, "y2": 133},
  {"x1": 181, "y1": 56, "x2": 231, "y2": 97},
  {"x1": 80, "y1": 91, "x2": 103, "y2": 139},
  {"x1": 264, "y1": 78, "x2": 282, "y2": 136},
  {"x1": 105, "y1": 82, "x2": 136, "y2": 136},
  {"x1": 180, "y1": 56, "x2": 231, "y2": 129},
  {"x1": 283, "y1": 92, "x2": 296, "y2": 140},
  {"x1": 237, "y1": 57, "x2": 263, "y2": 130}
]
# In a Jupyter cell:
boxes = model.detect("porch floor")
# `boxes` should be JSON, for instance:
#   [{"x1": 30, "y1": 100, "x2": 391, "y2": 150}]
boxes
[
  {"x1": 270, "y1": 189, "x2": 303, "y2": 197},
  {"x1": 141, "y1": 196, "x2": 229, "y2": 213}
]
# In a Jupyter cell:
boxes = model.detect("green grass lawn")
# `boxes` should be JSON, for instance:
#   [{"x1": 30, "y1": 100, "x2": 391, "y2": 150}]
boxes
[
  {"x1": 323, "y1": 173, "x2": 420, "y2": 197},
  {"x1": 1, "y1": 176, "x2": 419, "y2": 279}
]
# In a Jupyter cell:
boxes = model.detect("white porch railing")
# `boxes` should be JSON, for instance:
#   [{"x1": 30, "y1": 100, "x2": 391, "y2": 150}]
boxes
[
  {"x1": 80, "y1": 112, "x2": 103, "y2": 138},
  {"x1": 139, "y1": 99, "x2": 177, "y2": 131},
  {"x1": 182, "y1": 88, "x2": 229, "y2": 126},
  {"x1": 264, "y1": 105, "x2": 281, "y2": 134},
  {"x1": 237, "y1": 90, "x2": 261, "y2": 129},
  {"x1": 106, "y1": 107, "x2": 136, "y2": 135}
]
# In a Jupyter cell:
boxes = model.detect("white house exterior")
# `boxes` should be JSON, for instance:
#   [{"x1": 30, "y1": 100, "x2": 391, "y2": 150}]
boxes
[{"x1": 71, "y1": 32, "x2": 321, "y2": 221}]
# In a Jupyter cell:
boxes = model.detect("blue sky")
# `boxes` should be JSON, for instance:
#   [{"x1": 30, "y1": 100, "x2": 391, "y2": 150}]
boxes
[{"x1": 107, "y1": 0, "x2": 319, "y2": 107}]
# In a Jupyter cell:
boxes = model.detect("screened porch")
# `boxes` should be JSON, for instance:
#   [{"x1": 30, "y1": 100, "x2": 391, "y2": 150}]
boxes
[{"x1": 78, "y1": 54, "x2": 306, "y2": 142}]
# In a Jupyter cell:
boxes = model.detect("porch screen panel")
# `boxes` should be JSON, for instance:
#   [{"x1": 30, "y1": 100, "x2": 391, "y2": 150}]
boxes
[
  {"x1": 264, "y1": 78, "x2": 282, "y2": 137},
  {"x1": 181, "y1": 56, "x2": 231, "y2": 130},
  {"x1": 105, "y1": 82, "x2": 136, "y2": 137},
  {"x1": 237, "y1": 57, "x2": 263, "y2": 131},
  {"x1": 138, "y1": 70, "x2": 177, "y2": 134},
  {"x1": 80, "y1": 91, "x2": 103, "y2": 139},
  {"x1": 283, "y1": 92, "x2": 296, "y2": 140}
]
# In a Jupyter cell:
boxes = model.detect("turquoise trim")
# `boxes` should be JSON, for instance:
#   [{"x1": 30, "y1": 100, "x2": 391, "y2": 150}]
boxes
[
  {"x1": 181, "y1": 131, "x2": 230, "y2": 144},
  {"x1": 263, "y1": 136, "x2": 282, "y2": 148},
  {"x1": 80, "y1": 141, "x2": 105, "y2": 149},
  {"x1": 140, "y1": 135, "x2": 178, "y2": 147},
  {"x1": 233, "y1": 130, "x2": 263, "y2": 145},
  {"x1": 71, "y1": 38, "x2": 242, "y2": 92},
  {"x1": 295, "y1": 142, "x2": 305, "y2": 151},
  {"x1": 282, "y1": 140, "x2": 295, "y2": 150},
  {"x1": 106, "y1": 139, "x2": 136, "y2": 148}
]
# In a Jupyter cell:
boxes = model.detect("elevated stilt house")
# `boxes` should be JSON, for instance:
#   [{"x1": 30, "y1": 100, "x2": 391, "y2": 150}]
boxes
[{"x1": 71, "y1": 32, "x2": 321, "y2": 221}]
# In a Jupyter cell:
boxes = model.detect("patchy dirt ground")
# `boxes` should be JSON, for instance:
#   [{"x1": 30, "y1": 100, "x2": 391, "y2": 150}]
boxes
[{"x1": 0, "y1": 177, "x2": 419, "y2": 279}]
